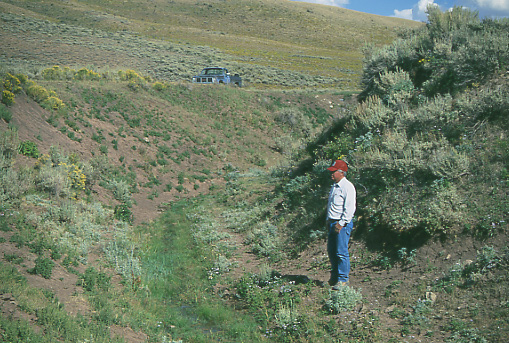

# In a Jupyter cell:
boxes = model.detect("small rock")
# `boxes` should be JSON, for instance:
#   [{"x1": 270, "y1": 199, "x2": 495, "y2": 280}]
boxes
[
  {"x1": 1, "y1": 293, "x2": 13, "y2": 301},
  {"x1": 385, "y1": 305, "x2": 396, "y2": 313},
  {"x1": 425, "y1": 291, "x2": 437, "y2": 304}
]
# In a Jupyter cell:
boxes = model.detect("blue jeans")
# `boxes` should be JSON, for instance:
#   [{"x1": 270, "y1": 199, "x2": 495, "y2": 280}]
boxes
[{"x1": 327, "y1": 220, "x2": 353, "y2": 283}]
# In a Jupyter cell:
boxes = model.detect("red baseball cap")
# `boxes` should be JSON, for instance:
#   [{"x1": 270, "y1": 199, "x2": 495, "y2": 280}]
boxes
[{"x1": 327, "y1": 159, "x2": 348, "y2": 172}]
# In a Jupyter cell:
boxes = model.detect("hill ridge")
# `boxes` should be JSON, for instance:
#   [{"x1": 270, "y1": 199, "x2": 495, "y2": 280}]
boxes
[{"x1": 0, "y1": 0, "x2": 422, "y2": 88}]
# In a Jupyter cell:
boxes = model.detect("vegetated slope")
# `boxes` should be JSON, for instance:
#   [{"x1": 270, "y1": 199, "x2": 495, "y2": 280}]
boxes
[
  {"x1": 0, "y1": 66, "x2": 355, "y2": 341},
  {"x1": 1, "y1": 3, "x2": 507, "y2": 343},
  {"x1": 270, "y1": 7, "x2": 508, "y2": 342},
  {"x1": 0, "y1": 0, "x2": 422, "y2": 88},
  {"x1": 3, "y1": 73, "x2": 350, "y2": 224}
]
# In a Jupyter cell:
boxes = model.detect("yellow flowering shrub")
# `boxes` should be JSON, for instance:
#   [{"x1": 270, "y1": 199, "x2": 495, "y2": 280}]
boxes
[
  {"x1": 1, "y1": 90, "x2": 15, "y2": 106},
  {"x1": 43, "y1": 96, "x2": 65, "y2": 110},
  {"x1": 25, "y1": 81, "x2": 66, "y2": 111},
  {"x1": 15, "y1": 73, "x2": 28, "y2": 85},
  {"x1": 35, "y1": 154, "x2": 51, "y2": 168},
  {"x1": 26, "y1": 82, "x2": 50, "y2": 102},
  {"x1": 119, "y1": 69, "x2": 147, "y2": 82},
  {"x1": 35, "y1": 150, "x2": 91, "y2": 199},
  {"x1": 42, "y1": 65, "x2": 65, "y2": 80},
  {"x1": 3, "y1": 73, "x2": 22, "y2": 93},
  {"x1": 59, "y1": 162, "x2": 87, "y2": 199},
  {"x1": 152, "y1": 81, "x2": 166, "y2": 91},
  {"x1": 75, "y1": 67, "x2": 101, "y2": 81}
]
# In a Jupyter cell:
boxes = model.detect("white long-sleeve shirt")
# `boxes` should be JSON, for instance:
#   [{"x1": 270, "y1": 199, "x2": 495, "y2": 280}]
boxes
[{"x1": 327, "y1": 177, "x2": 356, "y2": 227}]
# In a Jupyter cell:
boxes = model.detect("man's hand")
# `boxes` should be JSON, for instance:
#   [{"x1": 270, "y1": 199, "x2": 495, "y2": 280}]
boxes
[{"x1": 334, "y1": 222, "x2": 343, "y2": 234}]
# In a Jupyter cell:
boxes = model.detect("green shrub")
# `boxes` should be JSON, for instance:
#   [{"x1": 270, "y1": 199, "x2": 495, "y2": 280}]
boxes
[
  {"x1": 361, "y1": 7, "x2": 509, "y2": 100},
  {"x1": 18, "y1": 141, "x2": 40, "y2": 158},
  {"x1": 50, "y1": 246, "x2": 62, "y2": 260},
  {"x1": 9, "y1": 233, "x2": 26, "y2": 248},
  {"x1": 35, "y1": 163, "x2": 71, "y2": 197},
  {"x1": 353, "y1": 95, "x2": 392, "y2": 131},
  {"x1": 175, "y1": 184, "x2": 185, "y2": 193},
  {"x1": 0, "y1": 128, "x2": 19, "y2": 159},
  {"x1": 77, "y1": 267, "x2": 111, "y2": 292},
  {"x1": 274, "y1": 301, "x2": 302, "y2": 336},
  {"x1": 99, "y1": 145, "x2": 108, "y2": 154},
  {"x1": 244, "y1": 221, "x2": 283, "y2": 260},
  {"x1": 401, "y1": 300, "x2": 433, "y2": 333},
  {"x1": 114, "y1": 204, "x2": 133, "y2": 224},
  {"x1": 4, "y1": 253, "x2": 23, "y2": 264},
  {"x1": 29, "y1": 256, "x2": 54, "y2": 279},
  {"x1": 0, "y1": 103, "x2": 12, "y2": 122},
  {"x1": 324, "y1": 286, "x2": 363, "y2": 314},
  {"x1": 275, "y1": 107, "x2": 312, "y2": 135},
  {"x1": 234, "y1": 270, "x2": 298, "y2": 322},
  {"x1": 109, "y1": 180, "x2": 132, "y2": 205},
  {"x1": 373, "y1": 68, "x2": 415, "y2": 107},
  {"x1": 446, "y1": 327, "x2": 488, "y2": 343},
  {"x1": 0, "y1": 214, "x2": 11, "y2": 232}
]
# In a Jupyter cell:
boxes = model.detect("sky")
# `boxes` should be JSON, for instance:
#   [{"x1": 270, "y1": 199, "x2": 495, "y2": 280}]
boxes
[{"x1": 290, "y1": 0, "x2": 509, "y2": 21}]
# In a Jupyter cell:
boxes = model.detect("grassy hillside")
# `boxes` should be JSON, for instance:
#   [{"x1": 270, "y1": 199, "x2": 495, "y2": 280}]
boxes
[
  {"x1": 0, "y1": 0, "x2": 421, "y2": 88},
  {"x1": 0, "y1": 2, "x2": 507, "y2": 343},
  {"x1": 0, "y1": 68, "x2": 349, "y2": 341}
]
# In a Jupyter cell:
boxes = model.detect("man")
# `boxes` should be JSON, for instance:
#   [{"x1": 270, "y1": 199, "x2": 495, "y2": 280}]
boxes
[{"x1": 326, "y1": 159, "x2": 356, "y2": 289}]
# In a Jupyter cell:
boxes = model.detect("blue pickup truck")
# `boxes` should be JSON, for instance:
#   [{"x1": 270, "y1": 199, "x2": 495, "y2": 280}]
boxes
[{"x1": 192, "y1": 67, "x2": 242, "y2": 87}]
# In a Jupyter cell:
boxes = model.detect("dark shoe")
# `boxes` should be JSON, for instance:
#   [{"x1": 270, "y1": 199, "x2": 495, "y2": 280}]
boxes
[
  {"x1": 328, "y1": 278, "x2": 337, "y2": 286},
  {"x1": 332, "y1": 282, "x2": 348, "y2": 290}
]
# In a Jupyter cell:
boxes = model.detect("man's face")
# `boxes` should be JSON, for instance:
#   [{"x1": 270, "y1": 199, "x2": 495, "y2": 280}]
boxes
[{"x1": 331, "y1": 170, "x2": 344, "y2": 183}]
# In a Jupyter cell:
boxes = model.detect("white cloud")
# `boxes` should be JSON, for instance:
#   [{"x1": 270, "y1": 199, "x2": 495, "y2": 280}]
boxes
[
  {"x1": 291, "y1": 0, "x2": 508, "y2": 19},
  {"x1": 473, "y1": 0, "x2": 509, "y2": 11},
  {"x1": 416, "y1": 0, "x2": 436, "y2": 13},
  {"x1": 393, "y1": 9, "x2": 414, "y2": 20},
  {"x1": 414, "y1": 0, "x2": 439, "y2": 20},
  {"x1": 457, "y1": 0, "x2": 509, "y2": 18},
  {"x1": 393, "y1": 0, "x2": 439, "y2": 21}
]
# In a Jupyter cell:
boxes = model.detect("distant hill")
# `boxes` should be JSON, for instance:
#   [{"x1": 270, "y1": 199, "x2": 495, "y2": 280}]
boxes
[{"x1": 0, "y1": 0, "x2": 422, "y2": 88}]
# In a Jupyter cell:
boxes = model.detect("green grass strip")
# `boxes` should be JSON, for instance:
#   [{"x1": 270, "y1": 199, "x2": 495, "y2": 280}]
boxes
[{"x1": 137, "y1": 199, "x2": 264, "y2": 342}]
